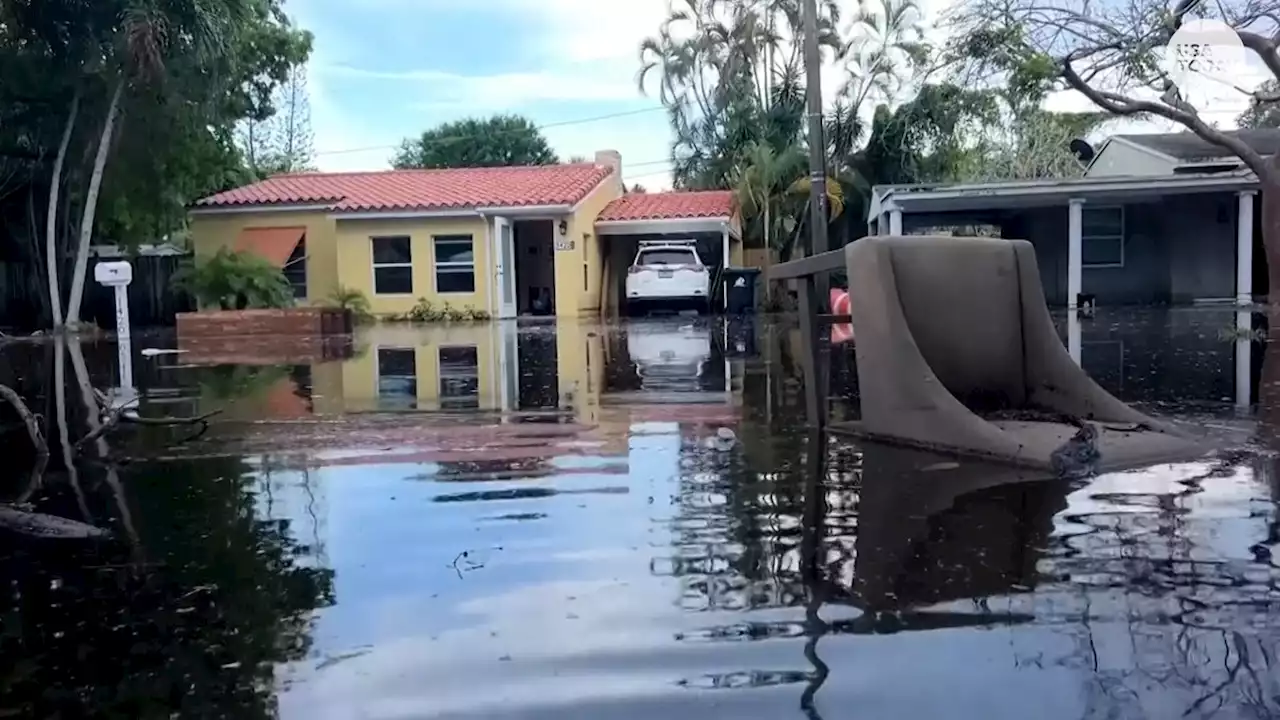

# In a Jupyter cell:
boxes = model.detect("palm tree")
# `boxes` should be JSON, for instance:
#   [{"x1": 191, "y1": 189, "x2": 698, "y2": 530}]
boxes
[
  {"x1": 822, "y1": 0, "x2": 929, "y2": 178},
  {"x1": 638, "y1": 0, "x2": 843, "y2": 189},
  {"x1": 65, "y1": 0, "x2": 250, "y2": 326},
  {"x1": 732, "y1": 141, "x2": 844, "y2": 261}
]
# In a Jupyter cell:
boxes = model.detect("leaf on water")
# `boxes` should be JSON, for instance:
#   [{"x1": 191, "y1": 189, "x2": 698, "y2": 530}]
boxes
[{"x1": 920, "y1": 461, "x2": 960, "y2": 472}]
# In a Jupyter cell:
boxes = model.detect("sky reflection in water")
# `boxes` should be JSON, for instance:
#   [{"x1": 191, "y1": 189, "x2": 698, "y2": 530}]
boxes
[{"x1": 1, "y1": 309, "x2": 1278, "y2": 719}]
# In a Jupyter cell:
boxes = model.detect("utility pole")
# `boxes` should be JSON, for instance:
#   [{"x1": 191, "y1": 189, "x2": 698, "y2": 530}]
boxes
[
  {"x1": 801, "y1": 0, "x2": 830, "y2": 266},
  {"x1": 798, "y1": 0, "x2": 831, "y2": 432}
]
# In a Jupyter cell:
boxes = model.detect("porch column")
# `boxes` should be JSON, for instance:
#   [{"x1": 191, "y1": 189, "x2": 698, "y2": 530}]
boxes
[
  {"x1": 888, "y1": 208, "x2": 903, "y2": 236},
  {"x1": 1237, "y1": 190, "x2": 1256, "y2": 305},
  {"x1": 1067, "y1": 198, "x2": 1084, "y2": 309},
  {"x1": 1067, "y1": 309, "x2": 1081, "y2": 365},
  {"x1": 1235, "y1": 311, "x2": 1252, "y2": 409}
]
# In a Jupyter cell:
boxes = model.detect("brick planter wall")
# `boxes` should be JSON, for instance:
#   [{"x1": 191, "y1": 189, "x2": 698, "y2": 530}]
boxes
[
  {"x1": 176, "y1": 307, "x2": 351, "y2": 338},
  {"x1": 176, "y1": 308, "x2": 354, "y2": 365}
]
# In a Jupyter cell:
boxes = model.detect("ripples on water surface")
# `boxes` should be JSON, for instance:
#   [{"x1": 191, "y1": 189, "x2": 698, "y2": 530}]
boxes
[{"x1": 1, "y1": 310, "x2": 1279, "y2": 719}]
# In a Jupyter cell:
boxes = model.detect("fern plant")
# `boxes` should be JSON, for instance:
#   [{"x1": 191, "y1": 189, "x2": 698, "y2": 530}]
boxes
[
  {"x1": 173, "y1": 248, "x2": 295, "y2": 311},
  {"x1": 327, "y1": 286, "x2": 374, "y2": 325}
]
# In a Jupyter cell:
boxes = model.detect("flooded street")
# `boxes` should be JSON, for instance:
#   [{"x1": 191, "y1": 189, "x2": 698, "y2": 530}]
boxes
[{"x1": 2, "y1": 308, "x2": 1280, "y2": 719}]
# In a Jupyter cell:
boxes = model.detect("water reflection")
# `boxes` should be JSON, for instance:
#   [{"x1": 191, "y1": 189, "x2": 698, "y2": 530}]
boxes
[{"x1": 2, "y1": 312, "x2": 1280, "y2": 718}]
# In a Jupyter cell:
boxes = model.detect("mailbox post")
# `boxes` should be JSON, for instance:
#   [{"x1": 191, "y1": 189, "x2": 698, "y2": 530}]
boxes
[{"x1": 93, "y1": 260, "x2": 136, "y2": 406}]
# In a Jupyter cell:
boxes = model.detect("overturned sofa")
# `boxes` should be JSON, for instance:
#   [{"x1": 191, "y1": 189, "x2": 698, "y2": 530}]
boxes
[{"x1": 837, "y1": 235, "x2": 1204, "y2": 472}]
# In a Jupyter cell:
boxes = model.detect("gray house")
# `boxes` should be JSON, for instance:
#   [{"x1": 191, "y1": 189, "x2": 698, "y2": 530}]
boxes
[{"x1": 865, "y1": 129, "x2": 1276, "y2": 307}]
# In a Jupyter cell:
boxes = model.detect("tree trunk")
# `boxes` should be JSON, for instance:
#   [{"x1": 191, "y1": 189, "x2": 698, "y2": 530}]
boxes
[
  {"x1": 65, "y1": 80, "x2": 124, "y2": 327},
  {"x1": 1263, "y1": 161, "x2": 1280, "y2": 302},
  {"x1": 1257, "y1": 158, "x2": 1280, "y2": 435},
  {"x1": 46, "y1": 90, "x2": 81, "y2": 329}
]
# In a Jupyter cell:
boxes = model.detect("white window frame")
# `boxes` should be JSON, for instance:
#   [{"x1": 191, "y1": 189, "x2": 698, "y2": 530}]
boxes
[
  {"x1": 433, "y1": 235, "x2": 476, "y2": 294},
  {"x1": 1082, "y1": 206, "x2": 1125, "y2": 268},
  {"x1": 371, "y1": 236, "x2": 413, "y2": 296},
  {"x1": 375, "y1": 346, "x2": 418, "y2": 409},
  {"x1": 438, "y1": 345, "x2": 480, "y2": 409}
]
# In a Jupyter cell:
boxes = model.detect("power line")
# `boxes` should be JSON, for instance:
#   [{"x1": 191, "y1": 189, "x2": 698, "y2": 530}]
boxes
[{"x1": 314, "y1": 105, "x2": 669, "y2": 157}]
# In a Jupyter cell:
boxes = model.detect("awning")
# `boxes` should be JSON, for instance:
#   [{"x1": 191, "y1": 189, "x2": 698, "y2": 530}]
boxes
[{"x1": 234, "y1": 226, "x2": 305, "y2": 267}]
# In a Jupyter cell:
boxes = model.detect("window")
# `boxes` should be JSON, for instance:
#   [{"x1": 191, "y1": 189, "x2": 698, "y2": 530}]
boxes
[
  {"x1": 372, "y1": 236, "x2": 413, "y2": 294},
  {"x1": 283, "y1": 237, "x2": 307, "y2": 299},
  {"x1": 439, "y1": 346, "x2": 479, "y2": 409},
  {"x1": 1082, "y1": 206, "x2": 1124, "y2": 267},
  {"x1": 377, "y1": 348, "x2": 417, "y2": 409},
  {"x1": 434, "y1": 235, "x2": 475, "y2": 293},
  {"x1": 635, "y1": 248, "x2": 698, "y2": 266}
]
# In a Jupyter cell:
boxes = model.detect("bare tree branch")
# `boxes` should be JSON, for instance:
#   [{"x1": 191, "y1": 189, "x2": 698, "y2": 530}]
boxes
[
  {"x1": 1061, "y1": 60, "x2": 1271, "y2": 177},
  {"x1": 0, "y1": 384, "x2": 47, "y2": 457}
]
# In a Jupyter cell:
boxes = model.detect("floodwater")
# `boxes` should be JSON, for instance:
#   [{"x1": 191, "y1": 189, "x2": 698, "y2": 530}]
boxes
[{"x1": 1, "y1": 308, "x2": 1279, "y2": 719}]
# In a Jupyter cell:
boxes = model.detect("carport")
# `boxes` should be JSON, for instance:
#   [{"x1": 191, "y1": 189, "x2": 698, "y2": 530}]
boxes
[{"x1": 595, "y1": 191, "x2": 742, "y2": 316}]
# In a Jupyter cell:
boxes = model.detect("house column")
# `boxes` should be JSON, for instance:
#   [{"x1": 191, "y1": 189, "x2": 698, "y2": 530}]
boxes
[
  {"x1": 889, "y1": 208, "x2": 903, "y2": 236},
  {"x1": 1067, "y1": 309, "x2": 1082, "y2": 365},
  {"x1": 1068, "y1": 198, "x2": 1084, "y2": 309},
  {"x1": 1235, "y1": 311, "x2": 1252, "y2": 408},
  {"x1": 1237, "y1": 190, "x2": 1256, "y2": 305},
  {"x1": 878, "y1": 212, "x2": 891, "y2": 236}
]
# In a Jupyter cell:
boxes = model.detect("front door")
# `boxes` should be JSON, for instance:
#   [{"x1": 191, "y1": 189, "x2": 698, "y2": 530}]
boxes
[{"x1": 493, "y1": 217, "x2": 518, "y2": 319}]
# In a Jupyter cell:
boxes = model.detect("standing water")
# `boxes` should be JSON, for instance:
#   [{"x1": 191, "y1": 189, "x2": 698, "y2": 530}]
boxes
[{"x1": 0, "y1": 309, "x2": 1277, "y2": 719}]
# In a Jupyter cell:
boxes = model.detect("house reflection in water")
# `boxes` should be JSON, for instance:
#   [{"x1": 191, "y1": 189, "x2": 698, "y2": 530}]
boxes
[{"x1": 175, "y1": 319, "x2": 742, "y2": 482}]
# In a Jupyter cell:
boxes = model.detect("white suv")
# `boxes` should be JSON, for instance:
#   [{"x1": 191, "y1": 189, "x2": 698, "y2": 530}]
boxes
[{"x1": 625, "y1": 242, "x2": 711, "y2": 315}]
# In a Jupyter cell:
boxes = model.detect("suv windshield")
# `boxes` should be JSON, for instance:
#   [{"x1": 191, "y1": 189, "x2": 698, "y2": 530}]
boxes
[{"x1": 636, "y1": 249, "x2": 697, "y2": 266}]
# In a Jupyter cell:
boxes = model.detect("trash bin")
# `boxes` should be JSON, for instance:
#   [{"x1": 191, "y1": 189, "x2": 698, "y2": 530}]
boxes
[
  {"x1": 722, "y1": 267, "x2": 762, "y2": 315},
  {"x1": 725, "y1": 316, "x2": 758, "y2": 358}
]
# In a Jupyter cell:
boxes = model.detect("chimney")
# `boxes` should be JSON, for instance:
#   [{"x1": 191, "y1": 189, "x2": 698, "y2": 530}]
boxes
[{"x1": 595, "y1": 149, "x2": 623, "y2": 192}]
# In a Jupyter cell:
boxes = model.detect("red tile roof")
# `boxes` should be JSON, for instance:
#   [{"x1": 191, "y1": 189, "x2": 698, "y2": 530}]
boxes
[
  {"x1": 597, "y1": 190, "x2": 735, "y2": 222},
  {"x1": 194, "y1": 164, "x2": 615, "y2": 212}
]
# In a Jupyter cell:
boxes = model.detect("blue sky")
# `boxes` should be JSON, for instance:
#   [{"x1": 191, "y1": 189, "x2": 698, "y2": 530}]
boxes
[
  {"x1": 287, "y1": 0, "x2": 1258, "y2": 190},
  {"x1": 291, "y1": 0, "x2": 681, "y2": 188}
]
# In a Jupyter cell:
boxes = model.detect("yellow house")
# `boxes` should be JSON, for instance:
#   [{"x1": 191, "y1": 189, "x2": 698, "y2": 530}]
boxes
[{"x1": 188, "y1": 151, "x2": 743, "y2": 318}]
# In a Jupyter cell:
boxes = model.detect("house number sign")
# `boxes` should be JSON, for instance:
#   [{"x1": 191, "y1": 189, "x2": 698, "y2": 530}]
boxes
[{"x1": 555, "y1": 239, "x2": 575, "y2": 251}]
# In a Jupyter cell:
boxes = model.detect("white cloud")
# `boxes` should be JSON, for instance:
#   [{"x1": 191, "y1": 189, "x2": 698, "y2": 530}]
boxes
[
  {"x1": 303, "y1": 0, "x2": 1266, "y2": 182},
  {"x1": 321, "y1": 65, "x2": 643, "y2": 106},
  {"x1": 517, "y1": 0, "x2": 670, "y2": 65}
]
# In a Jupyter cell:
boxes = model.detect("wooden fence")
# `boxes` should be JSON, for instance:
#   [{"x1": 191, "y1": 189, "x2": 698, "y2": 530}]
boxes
[{"x1": 0, "y1": 255, "x2": 194, "y2": 332}]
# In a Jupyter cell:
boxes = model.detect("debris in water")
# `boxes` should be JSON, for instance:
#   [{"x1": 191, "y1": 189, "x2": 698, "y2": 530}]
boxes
[
  {"x1": 0, "y1": 505, "x2": 111, "y2": 540},
  {"x1": 921, "y1": 462, "x2": 961, "y2": 472},
  {"x1": 704, "y1": 427, "x2": 737, "y2": 452}
]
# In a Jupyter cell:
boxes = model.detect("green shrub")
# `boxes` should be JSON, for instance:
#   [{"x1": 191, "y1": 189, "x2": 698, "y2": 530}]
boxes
[
  {"x1": 384, "y1": 299, "x2": 492, "y2": 323},
  {"x1": 406, "y1": 298, "x2": 443, "y2": 322},
  {"x1": 327, "y1": 286, "x2": 374, "y2": 325},
  {"x1": 442, "y1": 303, "x2": 468, "y2": 322},
  {"x1": 173, "y1": 248, "x2": 295, "y2": 311}
]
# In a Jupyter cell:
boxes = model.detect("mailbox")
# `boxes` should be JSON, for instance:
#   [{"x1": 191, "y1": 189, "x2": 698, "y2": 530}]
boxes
[{"x1": 94, "y1": 260, "x2": 133, "y2": 287}]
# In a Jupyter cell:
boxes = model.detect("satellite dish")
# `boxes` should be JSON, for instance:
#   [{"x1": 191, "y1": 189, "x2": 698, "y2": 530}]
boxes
[{"x1": 1069, "y1": 138, "x2": 1096, "y2": 165}]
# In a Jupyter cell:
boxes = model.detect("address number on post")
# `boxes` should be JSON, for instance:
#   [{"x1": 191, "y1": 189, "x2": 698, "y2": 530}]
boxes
[{"x1": 555, "y1": 240, "x2": 576, "y2": 251}]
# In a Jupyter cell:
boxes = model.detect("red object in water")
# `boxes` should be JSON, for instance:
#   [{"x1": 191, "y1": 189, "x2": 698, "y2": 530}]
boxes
[
  {"x1": 829, "y1": 288, "x2": 851, "y2": 315},
  {"x1": 829, "y1": 288, "x2": 854, "y2": 344}
]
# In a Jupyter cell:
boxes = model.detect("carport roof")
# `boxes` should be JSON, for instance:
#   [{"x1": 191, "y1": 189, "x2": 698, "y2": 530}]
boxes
[
  {"x1": 869, "y1": 171, "x2": 1259, "y2": 220},
  {"x1": 595, "y1": 190, "x2": 739, "y2": 237},
  {"x1": 597, "y1": 191, "x2": 734, "y2": 221}
]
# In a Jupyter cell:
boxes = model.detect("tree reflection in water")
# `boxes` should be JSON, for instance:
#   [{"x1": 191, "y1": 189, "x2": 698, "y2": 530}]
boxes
[
  {"x1": 0, "y1": 453, "x2": 334, "y2": 718},
  {"x1": 665, "y1": 425, "x2": 1280, "y2": 719}
]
